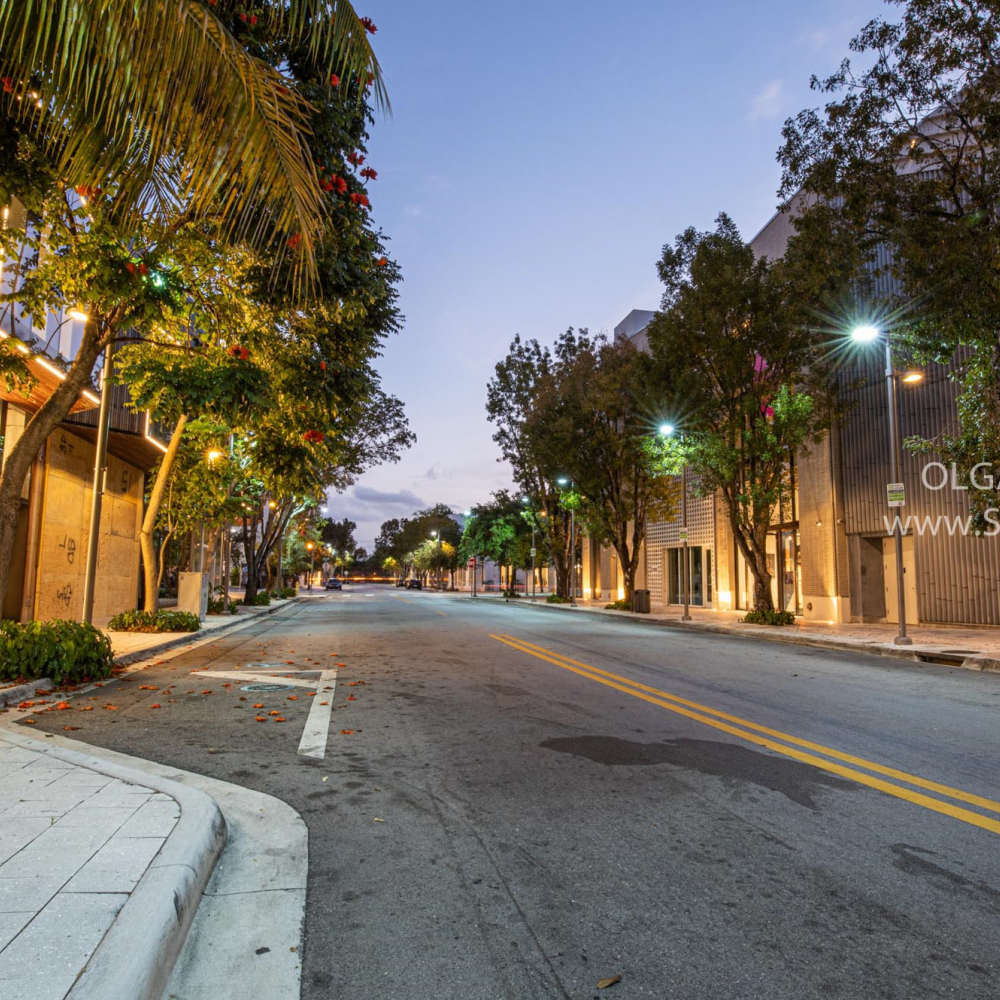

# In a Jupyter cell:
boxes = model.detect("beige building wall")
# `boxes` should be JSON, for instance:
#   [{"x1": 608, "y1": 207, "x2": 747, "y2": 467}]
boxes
[
  {"x1": 796, "y1": 438, "x2": 851, "y2": 623},
  {"x1": 31, "y1": 427, "x2": 143, "y2": 622}
]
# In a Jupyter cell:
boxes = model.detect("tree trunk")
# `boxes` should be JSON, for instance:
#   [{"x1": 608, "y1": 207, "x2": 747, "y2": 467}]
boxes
[
  {"x1": 139, "y1": 415, "x2": 189, "y2": 613},
  {"x1": 242, "y1": 517, "x2": 259, "y2": 605},
  {"x1": 0, "y1": 326, "x2": 108, "y2": 614}
]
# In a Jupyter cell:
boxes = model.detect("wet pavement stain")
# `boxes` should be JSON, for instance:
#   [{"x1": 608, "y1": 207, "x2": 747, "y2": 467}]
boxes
[
  {"x1": 539, "y1": 735, "x2": 856, "y2": 809},
  {"x1": 891, "y1": 844, "x2": 1000, "y2": 911}
]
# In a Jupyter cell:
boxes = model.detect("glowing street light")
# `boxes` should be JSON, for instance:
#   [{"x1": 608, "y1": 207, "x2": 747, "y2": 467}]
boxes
[
  {"x1": 68, "y1": 307, "x2": 89, "y2": 322},
  {"x1": 556, "y1": 477, "x2": 577, "y2": 605},
  {"x1": 850, "y1": 323, "x2": 915, "y2": 645},
  {"x1": 658, "y1": 422, "x2": 691, "y2": 621},
  {"x1": 207, "y1": 450, "x2": 223, "y2": 463}
]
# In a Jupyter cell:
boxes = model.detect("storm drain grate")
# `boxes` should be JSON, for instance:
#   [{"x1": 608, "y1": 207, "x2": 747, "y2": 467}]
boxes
[{"x1": 241, "y1": 683, "x2": 295, "y2": 693}]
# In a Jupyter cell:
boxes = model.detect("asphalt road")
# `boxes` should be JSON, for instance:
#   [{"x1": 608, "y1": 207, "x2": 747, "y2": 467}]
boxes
[{"x1": 21, "y1": 589, "x2": 1000, "y2": 999}]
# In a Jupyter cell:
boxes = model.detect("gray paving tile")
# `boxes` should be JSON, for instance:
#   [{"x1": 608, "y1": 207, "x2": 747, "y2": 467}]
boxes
[
  {"x1": 0, "y1": 828, "x2": 109, "y2": 881},
  {"x1": 0, "y1": 819, "x2": 52, "y2": 867},
  {"x1": 3, "y1": 791, "x2": 92, "y2": 817},
  {"x1": 115, "y1": 798, "x2": 179, "y2": 839},
  {"x1": 52, "y1": 806, "x2": 135, "y2": 834},
  {"x1": 84, "y1": 779, "x2": 153, "y2": 809},
  {"x1": 44, "y1": 770, "x2": 113, "y2": 791},
  {"x1": 0, "y1": 892, "x2": 127, "y2": 999},
  {"x1": 0, "y1": 911, "x2": 33, "y2": 951},
  {"x1": 63, "y1": 836, "x2": 166, "y2": 894},
  {"x1": 0, "y1": 878, "x2": 64, "y2": 914}
]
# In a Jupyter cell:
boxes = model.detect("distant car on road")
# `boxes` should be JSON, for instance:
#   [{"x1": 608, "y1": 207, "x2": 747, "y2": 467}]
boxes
[
  {"x1": 324, "y1": 578, "x2": 342, "y2": 591},
  {"x1": 395, "y1": 579, "x2": 406, "y2": 587},
  {"x1": 404, "y1": 578, "x2": 422, "y2": 590}
]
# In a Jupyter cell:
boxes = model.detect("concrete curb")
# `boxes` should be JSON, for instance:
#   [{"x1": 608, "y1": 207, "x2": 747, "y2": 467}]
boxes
[
  {"x1": 0, "y1": 721, "x2": 227, "y2": 1000},
  {"x1": 111, "y1": 597, "x2": 301, "y2": 667},
  {"x1": 0, "y1": 677, "x2": 54, "y2": 707},
  {"x1": 461, "y1": 596, "x2": 1000, "y2": 672}
]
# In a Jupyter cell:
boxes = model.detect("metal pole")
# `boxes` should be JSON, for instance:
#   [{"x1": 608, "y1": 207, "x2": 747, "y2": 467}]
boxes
[
  {"x1": 82, "y1": 339, "x2": 114, "y2": 624},
  {"x1": 531, "y1": 523, "x2": 536, "y2": 598},
  {"x1": 277, "y1": 511, "x2": 284, "y2": 592},
  {"x1": 885, "y1": 338, "x2": 911, "y2": 645},
  {"x1": 681, "y1": 462, "x2": 691, "y2": 621}
]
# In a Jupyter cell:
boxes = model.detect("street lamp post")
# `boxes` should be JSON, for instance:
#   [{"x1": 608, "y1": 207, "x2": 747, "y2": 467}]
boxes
[
  {"x1": 306, "y1": 541, "x2": 315, "y2": 593},
  {"x1": 521, "y1": 496, "x2": 538, "y2": 599},
  {"x1": 660, "y1": 424, "x2": 692, "y2": 621},
  {"x1": 851, "y1": 325, "x2": 913, "y2": 645}
]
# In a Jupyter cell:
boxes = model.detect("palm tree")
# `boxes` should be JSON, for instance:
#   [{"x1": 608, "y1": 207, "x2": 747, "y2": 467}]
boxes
[
  {"x1": 0, "y1": 0, "x2": 386, "y2": 614},
  {"x1": 0, "y1": 0, "x2": 384, "y2": 272}
]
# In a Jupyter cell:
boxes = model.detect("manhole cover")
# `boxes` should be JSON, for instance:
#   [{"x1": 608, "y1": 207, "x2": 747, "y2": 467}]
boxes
[{"x1": 241, "y1": 683, "x2": 295, "y2": 693}]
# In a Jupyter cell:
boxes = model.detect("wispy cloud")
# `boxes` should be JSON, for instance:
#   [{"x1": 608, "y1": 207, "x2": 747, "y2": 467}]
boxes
[
  {"x1": 352, "y1": 486, "x2": 426, "y2": 508},
  {"x1": 748, "y1": 79, "x2": 785, "y2": 121}
]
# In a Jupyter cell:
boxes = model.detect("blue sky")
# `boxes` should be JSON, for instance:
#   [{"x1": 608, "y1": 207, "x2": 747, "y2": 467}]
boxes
[{"x1": 332, "y1": 0, "x2": 889, "y2": 549}]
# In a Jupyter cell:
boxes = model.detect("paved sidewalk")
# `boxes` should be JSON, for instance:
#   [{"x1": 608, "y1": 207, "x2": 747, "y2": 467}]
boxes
[
  {"x1": 0, "y1": 735, "x2": 178, "y2": 1000},
  {"x1": 460, "y1": 594, "x2": 1000, "y2": 669}
]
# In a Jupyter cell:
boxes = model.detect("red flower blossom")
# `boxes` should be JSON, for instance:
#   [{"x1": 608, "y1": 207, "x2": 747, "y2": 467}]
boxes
[
  {"x1": 287, "y1": 232, "x2": 302, "y2": 250},
  {"x1": 330, "y1": 74, "x2": 340, "y2": 87},
  {"x1": 377, "y1": 257, "x2": 388, "y2": 267},
  {"x1": 126, "y1": 262, "x2": 137, "y2": 275},
  {"x1": 360, "y1": 167, "x2": 377, "y2": 180},
  {"x1": 250, "y1": 14, "x2": 257, "y2": 25},
  {"x1": 239, "y1": 12, "x2": 247, "y2": 21},
  {"x1": 359, "y1": 16, "x2": 377, "y2": 33},
  {"x1": 303, "y1": 429, "x2": 325, "y2": 444},
  {"x1": 2, "y1": 77, "x2": 13, "y2": 94},
  {"x1": 321, "y1": 178, "x2": 334, "y2": 192},
  {"x1": 229, "y1": 345, "x2": 250, "y2": 361},
  {"x1": 334, "y1": 176, "x2": 348, "y2": 194},
  {"x1": 320, "y1": 361, "x2": 327, "y2": 371},
  {"x1": 348, "y1": 151, "x2": 365, "y2": 166},
  {"x1": 138, "y1": 262, "x2": 149, "y2": 276}
]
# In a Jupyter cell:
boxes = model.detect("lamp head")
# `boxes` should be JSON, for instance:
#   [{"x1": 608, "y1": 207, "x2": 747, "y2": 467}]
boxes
[
  {"x1": 659, "y1": 423, "x2": 675, "y2": 437},
  {"x1": 851, "y1": 324, "x2": 880, "y2": 343}
]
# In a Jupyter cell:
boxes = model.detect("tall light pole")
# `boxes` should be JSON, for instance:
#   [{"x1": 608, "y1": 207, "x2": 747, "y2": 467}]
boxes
[
  {"x1": 660, "y1": 424, "x2": 691, "y2": 621},
  {"x1": 463, "y1": 510, "x2": 477, "y2": 597},
  {"x1": 306, "y1": 541, "x2": 315, "y2": 593},
  {"x1": 557, "y1": 477, "x2": 577, "y2": 605},
  {"x1": 851, "y1": 324, "x2": 914, "y2": 645}
]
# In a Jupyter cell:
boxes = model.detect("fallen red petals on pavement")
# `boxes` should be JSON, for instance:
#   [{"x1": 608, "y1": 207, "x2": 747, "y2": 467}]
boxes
[
  {"x1": 201, "y1": 690, "x2": 212, "y2": 695},
  {"x1": 55, "y1": 702, "x2": 71, "y2": 710},
  {"x1": 269, "y1": 710, "x2": 282, "y2": 716},
  {"x1": 306, "y1": 692, "x2": 317, "y2": 697},
  {"x1": 23, "y1": 719, "x2": 35, "y2": 724},
  {"x1": 253, "y1": 703, "x2": 264, "y2": 708},
  {"x1": 78, "y1": 706, "x2": 94, "y2": 712},
  {"x1": 347, "y1": 695, "x2": 357, "y2": 701},
  {"x1": 273, "y1": 717, "x2": 286, "y2": 722},
  {"x1": 255, "y1": 716, "x2": 267, "y2": 722},
  {"x1": 287, "y1": 695, "x2": 299, "y2": 701},
  {"x1": 149, "y1": 704, "x2": 161, "y2": 709},
  {"x1": 104, "y1": 705, "x2": 118, "y2": 711},
  {"x1": 138, "y1": 685, "x2": 158, "y2": 691},
  {"x1": 339, "y1": 729, "x2": 355, "y2": 735},
  {"x1": 17, "y1": 701, "x2": 34, "y2": 708},
  {"x1": 63, "y1": 726, "x2": 81, "y2": 731},
  {"x1": 319, "y1": 701, "x2": 329, "y2": 705}
]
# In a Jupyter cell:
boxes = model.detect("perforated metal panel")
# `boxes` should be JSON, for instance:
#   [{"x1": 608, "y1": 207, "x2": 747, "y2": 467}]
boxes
[{"x1": 645, "y1": 479, "x2": 715, "y2": 603}]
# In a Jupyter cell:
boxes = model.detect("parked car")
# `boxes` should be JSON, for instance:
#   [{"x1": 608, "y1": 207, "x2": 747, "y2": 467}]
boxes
[
  {"x1": 324, "y1": 578, "x2": 342, "y2": 591},
  {"x1": 404, "y1": 578, "x2": 422, "y2": 590},
  {"x1": 395, "y1": 579, "x2": 406, "y2": 587}
]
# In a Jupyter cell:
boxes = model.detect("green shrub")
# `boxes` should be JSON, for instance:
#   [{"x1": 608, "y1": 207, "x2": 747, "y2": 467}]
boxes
[
  {"x1": 546, "y1": 595, "x2": 572, "y2": 604},
  {"x1": 107, "y1": 609, "x2": 201, "y2": 633},
  {"x1": 207, "y1": 597, "x2": 239, "y2": 615},
  {"x1": 502, "y1": 590, "x2": 522, "y2": 599},
  {"x1": 605, "y1": 599, "x2": 633, "y2": 611},
  {"x1": 245, "y1": 592, "x2": 271, "y2": 606},
  {"x1": 742, "y1": 609, "x2": 796, "y2": 627},
  {"x1": 0, "y1": 619, "x2": 114, "y2": 684},
  {"x1": 278, "y1": 587, "x2": 297, "y2": 599}
]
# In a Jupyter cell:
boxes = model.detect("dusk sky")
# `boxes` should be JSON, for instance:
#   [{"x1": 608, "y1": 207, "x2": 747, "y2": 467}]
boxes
[{"x1": 331, "y1": 0, "x2": 889, "y2": 549}]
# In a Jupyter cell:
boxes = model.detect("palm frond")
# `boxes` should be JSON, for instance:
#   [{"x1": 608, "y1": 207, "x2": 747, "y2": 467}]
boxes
[{"x1": 0, "y1": 0, "x2": 385, "y2": 296}]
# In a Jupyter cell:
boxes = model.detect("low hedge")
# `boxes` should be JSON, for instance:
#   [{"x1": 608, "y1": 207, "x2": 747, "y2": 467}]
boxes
[
  {"x1": 207, "y1": 597, "x2": 239, "y2": 615},
  {"x1": 742, "y1": 609, "x2": 796, "y2": 627},
  {"x1": 0, "y1": 619, "x2": 114, "y2": 684},
  {"x1": 604, "y1": 599, "x2": 633, "y2": 611},
  {"x1": 546, "y1": 595, "x2": 572, "y2": 604},
  {"x1": 246, "y1": 592, "x2": 271, "y2": 606},
  {"x1": 278, "y1": 587, "x2": 298, "y2": 599},
  {"x1": 107, "y1": 609, "x2": 201, "y2": 633}
]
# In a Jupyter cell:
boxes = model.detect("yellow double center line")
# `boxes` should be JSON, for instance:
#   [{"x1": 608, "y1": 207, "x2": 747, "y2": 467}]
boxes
[{"x1": 490, "y1": 633, "x2": 1000, "y2": 837}]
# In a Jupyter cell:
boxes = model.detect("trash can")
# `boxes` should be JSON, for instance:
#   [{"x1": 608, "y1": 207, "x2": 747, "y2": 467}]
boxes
[{"x1": 632, "y1": 589, "x2": 651, "y2": 614}]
